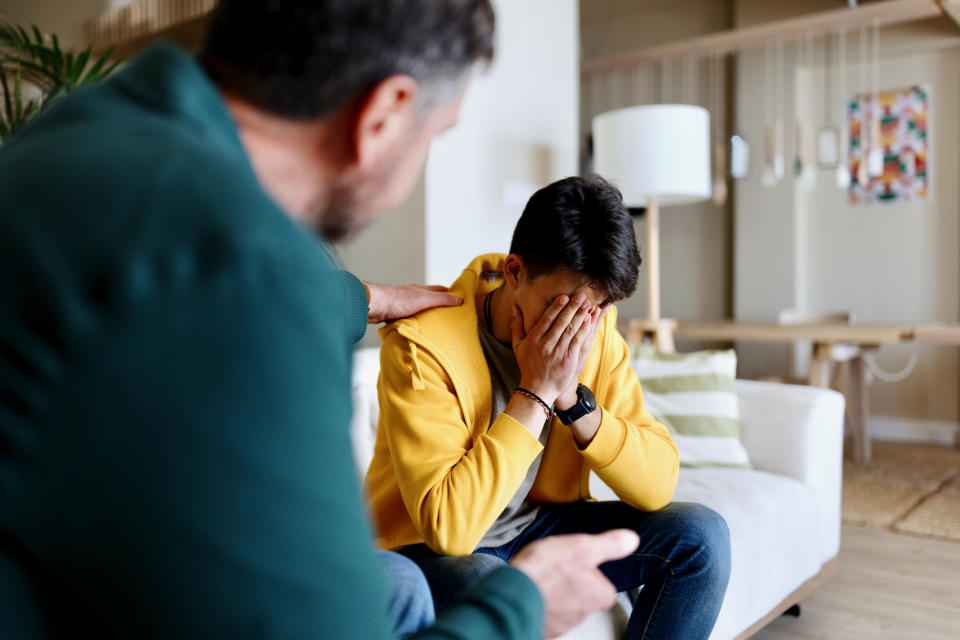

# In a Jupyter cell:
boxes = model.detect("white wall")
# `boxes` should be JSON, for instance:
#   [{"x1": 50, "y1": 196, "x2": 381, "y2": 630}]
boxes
[
  {"x1": 732, "y1": 42, "x2": 805, "y2": 376},
  {"x1": 425, "y1": 0, "x2": 580, "y2": 286},
  {"x1": 732, "y1": 0, "x2": 960, "y2": 442},
  {"x1": 795, "y1": 49, "x2": 960, "y2": 435}
]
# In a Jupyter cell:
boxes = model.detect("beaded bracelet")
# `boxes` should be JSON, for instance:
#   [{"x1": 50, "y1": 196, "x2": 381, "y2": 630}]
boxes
[{"x1": 513, "y1": 387, "x2": 554, "y2": 419}]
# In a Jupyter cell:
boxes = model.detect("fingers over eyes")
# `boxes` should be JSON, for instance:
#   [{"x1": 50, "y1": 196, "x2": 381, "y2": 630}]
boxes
[{"x1": 530, "y1": 295, "x2": 569, "y2": 341}]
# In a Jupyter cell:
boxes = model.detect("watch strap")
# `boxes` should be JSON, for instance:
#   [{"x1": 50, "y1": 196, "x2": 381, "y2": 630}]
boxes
[{"x1": 556, "y1": 384, "x2": 596, "y2": 425}]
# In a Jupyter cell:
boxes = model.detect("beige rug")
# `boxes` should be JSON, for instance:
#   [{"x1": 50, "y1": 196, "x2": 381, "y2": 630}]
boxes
[{"x1": 842, "y1": 441, "x2": 960, "y2": 542}]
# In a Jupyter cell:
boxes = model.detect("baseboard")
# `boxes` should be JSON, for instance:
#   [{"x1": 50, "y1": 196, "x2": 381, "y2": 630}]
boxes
[{"x1": 867, "y1": 416, "x2": 960, "y2": 446}]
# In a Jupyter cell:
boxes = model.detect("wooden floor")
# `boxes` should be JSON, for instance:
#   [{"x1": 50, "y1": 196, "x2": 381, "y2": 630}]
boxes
[{"x1": 752, "y1": 524, "x2": 960, "y2": 640}]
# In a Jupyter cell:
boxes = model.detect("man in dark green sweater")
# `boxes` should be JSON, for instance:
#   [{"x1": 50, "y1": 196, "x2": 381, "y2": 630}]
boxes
[{"x1": 0, "y1": 1, "x2": 639, "y2": 638}]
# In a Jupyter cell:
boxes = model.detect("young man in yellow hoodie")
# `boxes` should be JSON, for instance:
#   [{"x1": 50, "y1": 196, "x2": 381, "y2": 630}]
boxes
[{"x1": 366, "y1": 175, "x2": 732, "y2": 638}]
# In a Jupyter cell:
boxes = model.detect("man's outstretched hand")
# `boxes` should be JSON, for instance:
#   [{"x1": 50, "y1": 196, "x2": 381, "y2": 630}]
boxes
[
  {"x1": 365, "y1": 283, "x2": 463, "y2": 324},
  {"x1": 510, "y1": 529, "x2": 640, "y2": 639}
]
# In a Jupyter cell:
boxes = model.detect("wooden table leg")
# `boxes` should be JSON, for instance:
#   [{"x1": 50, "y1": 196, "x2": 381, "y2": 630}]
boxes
[
  {"x1": 655, "y1": 320, "x2": 676, "y2": 353},
  {"x1": 848, "y1": 355, "x2": 871, "y2": 462},
  {"x1": 627, "y1": 319, "x2": 678, "y2": 353},
  {"x1": 808, "y1": 343, "x2": 832, "y2": 388}
]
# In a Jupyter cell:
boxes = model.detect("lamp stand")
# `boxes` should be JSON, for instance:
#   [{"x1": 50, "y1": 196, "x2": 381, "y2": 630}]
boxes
[
  {"x1": 647, "y1": 195, "x2": 660, "y2": 323},
  {"x1": 638, "y1": 195, "x2": 677, "y2": 352}
]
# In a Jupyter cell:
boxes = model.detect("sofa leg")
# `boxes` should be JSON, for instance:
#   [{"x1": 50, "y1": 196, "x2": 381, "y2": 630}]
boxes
[{"x1": 782, "y1": 604, "x2": 801, "y2": 618}]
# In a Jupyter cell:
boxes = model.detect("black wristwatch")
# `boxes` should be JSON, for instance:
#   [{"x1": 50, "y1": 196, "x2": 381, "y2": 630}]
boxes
[{"x1": 555, "y1": 384, "x2": 597, "y2": 425}]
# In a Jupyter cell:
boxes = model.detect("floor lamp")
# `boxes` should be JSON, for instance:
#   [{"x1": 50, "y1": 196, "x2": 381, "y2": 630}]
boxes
[{"x1": 592, "y1": 104, "x2": 712, "y2": 351}]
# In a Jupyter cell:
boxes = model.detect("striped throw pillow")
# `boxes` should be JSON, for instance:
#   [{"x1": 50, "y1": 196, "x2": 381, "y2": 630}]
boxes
[{"x1": 630, "y1": 344, "x2": 751, "y2": 468}]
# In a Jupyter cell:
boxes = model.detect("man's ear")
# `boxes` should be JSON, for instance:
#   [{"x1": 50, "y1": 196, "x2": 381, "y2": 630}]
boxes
[
  {"x1": 504, "y1": 254, "x2": 525, "y2": 290},
  {"x1": 351, "y1": 74, "x2": 419, "y2": 168}
]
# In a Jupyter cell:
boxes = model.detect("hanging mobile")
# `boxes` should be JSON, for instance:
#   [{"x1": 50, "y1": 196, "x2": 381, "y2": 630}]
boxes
[
  {"x1": 867, "y1": 17, "x2": 884, "y2": 178},
  {"x1": 797, "y1": 31, "x2": 816, "y2": 189},
  {"x1": 794, "y1": 35, "x2": 807, "y2": 178},
  {"x1": 773, "y1": 37, "x2": 786, "y2": 182},
  {"x1": 761, "y1": 40, "x2": 776, "y2": 186},
  {"x1": 729, "y1": 133, "x2": 750, "y2": 181},
  {"x1": 817, "y1": 30, "x2": 840, "y2": 170},
  {"x1": 712, "y1": 52, "x2": 728, "y2": 205},
  {"x1": 835, "y1": 27, "x2": 851, "y2": 189},
  {"x1": 856, "y1": 22, "x2": 869, "y2": 189}
]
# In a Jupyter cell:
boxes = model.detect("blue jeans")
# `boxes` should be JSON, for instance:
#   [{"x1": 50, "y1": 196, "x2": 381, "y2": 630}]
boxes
[
  {"x1": 399, "y1": 501, "x2": 731, "y2": 640},
  {"x1": 377, "y1": 550, "x2": 436, "y2": 637}
]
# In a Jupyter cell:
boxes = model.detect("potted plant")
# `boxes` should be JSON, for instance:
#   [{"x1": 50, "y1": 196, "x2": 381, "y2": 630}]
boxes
[{"x1": 1, "y1": 21, "x2": 121, "y2": 145}]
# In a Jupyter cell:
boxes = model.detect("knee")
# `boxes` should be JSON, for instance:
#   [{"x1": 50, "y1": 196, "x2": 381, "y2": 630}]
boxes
[
  {"x1": 388, "y1": 551, "x2": 434, "y2": 594},
  {"x1": 456, "y1": 552, "x2": 508, "y2": 584},
  {"x1": 686, "y1": 504, "x2": 730, "y2": 551},
  {"x1": 399, "y1": 547, "x2": 507, "y2": 612},
  {"x1": 666, "y1": 503, "x2": 730, "y2": 583},
  {"x1": 670, "y1": 503, "x2": 731, "y2": 581},
  {"x1": 379, "y1": 552, "x2": 436, "y2": 635}
]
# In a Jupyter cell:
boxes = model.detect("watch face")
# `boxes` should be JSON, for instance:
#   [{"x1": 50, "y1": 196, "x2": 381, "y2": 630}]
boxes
[{"x1": 578, "y1": 384, "x2": 597, "y2": 411}]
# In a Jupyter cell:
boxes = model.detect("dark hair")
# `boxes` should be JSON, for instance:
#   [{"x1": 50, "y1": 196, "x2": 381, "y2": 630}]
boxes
[
  {"x1": 198, "y1": 0, "x2": 495, "y2": 120},
  {"x1": 509, "y1": 175, "x2": 641, "y2": 305}
]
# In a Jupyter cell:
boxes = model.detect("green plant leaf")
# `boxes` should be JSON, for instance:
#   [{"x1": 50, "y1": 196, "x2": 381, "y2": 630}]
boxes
[
  {"x1": 1, "y1": 69, "x2": 14, "y2": 132},
  {"x1": 83, "y1": 48, "x2": 110, "y2": 79},
  {"x1": 14, "y1": 24, "x2": 31, "y2": 47},
  {"x1": 13, "y1": 63, "x2": 23, "y2": 123},
  {"x1": 1, "y1": 67, "x2": 10, "y2": 104},
  {"x1": 80, "y1": 46, "x2": 119, "y2": 85},
  {"x1": 71, "y1": 49, "x2": 90, "y2": 85},
  {"x1": 0, "y1": 19, "x2": 124, "y2": 138}
]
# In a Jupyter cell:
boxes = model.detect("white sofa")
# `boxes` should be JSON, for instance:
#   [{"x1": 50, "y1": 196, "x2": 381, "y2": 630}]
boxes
[{"x1": 350, "y1": 348, "x2": 845, "y2": 639}]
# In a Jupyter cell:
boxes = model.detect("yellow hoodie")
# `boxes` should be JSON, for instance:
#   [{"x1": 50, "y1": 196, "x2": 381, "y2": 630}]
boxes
[{"x1": 365, "y1": 254, "x2": 679, "y2": 556}]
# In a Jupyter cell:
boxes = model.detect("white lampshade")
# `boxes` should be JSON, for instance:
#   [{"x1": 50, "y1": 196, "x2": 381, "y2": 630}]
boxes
[{"x1": 592, "y1": 104, "x2": 711, "y2": 207}]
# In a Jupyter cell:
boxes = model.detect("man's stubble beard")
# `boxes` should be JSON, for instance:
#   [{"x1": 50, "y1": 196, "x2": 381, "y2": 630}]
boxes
[
  {"x1": 312, "y1": 141, "x2": 408, "y2": 245},
  {"x1": 315, "y1": 181, "x2": 360, "y2": 243}
]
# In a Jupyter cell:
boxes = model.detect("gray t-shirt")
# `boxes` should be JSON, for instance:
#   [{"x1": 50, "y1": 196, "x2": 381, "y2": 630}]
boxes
[{"x1": 475, "y1": 322, "x2": 552, "y2": 548}]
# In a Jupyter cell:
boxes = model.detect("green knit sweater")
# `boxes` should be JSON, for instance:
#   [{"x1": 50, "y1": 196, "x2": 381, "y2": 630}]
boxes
[{"x1": 0, "y1": 45, "x2": 542, "y2": 639}]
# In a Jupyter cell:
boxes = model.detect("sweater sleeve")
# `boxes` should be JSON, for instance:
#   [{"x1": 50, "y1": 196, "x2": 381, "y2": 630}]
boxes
[
  {"x1": 337, "y1": 269, "x2": 369, "y2": 344},
  {"x1": 576, "y1": 307, "x2": 680, "y2": 510},
  {"x1": 414, "y1": 567, "x2": 543, "y2": 640},
  {"x1": 2, "y1": 251, "x2": 398, "y2": 639}
]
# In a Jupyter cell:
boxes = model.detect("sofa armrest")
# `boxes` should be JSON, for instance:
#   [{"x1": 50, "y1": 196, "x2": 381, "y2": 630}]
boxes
[
  {"x1": 349, "y1": 348, "x2": 383, "y2": 486},
  {"x1": 734, "y1": 379, "x2": 845, "y2": 561}
]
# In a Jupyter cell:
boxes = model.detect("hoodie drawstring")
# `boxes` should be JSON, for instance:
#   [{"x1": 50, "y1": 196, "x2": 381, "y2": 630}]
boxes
[{"x1": 408, "y1": 341, "x2": 426, "y2": 391}]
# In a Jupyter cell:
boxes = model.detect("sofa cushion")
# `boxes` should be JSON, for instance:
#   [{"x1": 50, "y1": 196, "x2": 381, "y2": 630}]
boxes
[
  {"x1": 591, "y1": 468, "x2": 824, "y2": 639},
  {"x1": 350, "y1": 348, "x2": 382, "y2": 485},
  {"x1": 630, "y1": 345, "x2": 751, "y2": 468}
]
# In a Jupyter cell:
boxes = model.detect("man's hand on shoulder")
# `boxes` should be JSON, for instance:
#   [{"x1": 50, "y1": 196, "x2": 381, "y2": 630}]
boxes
[
  {"x1": 365, "y1": 283, "x2": 463, "y2": 324},
  {"x1": 510, "y1": 529, "x2": 640, "y2": 639}
]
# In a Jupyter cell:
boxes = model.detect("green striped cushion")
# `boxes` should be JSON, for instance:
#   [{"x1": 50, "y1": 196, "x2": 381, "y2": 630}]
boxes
[{"x1": 630, "y1": 344, "x2": 751, "y2": 468}]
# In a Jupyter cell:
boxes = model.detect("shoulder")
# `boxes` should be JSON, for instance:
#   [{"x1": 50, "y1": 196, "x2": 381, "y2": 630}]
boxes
[
  {"x1": 0, "y1": 114, "x2": 332, "y2": 353},
  {"x1": 377, "y1": 252, "x2": 498, "y2": 349},
  {"x1": 381, "y1": 293, "x2": 480, "y2": 353}
]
